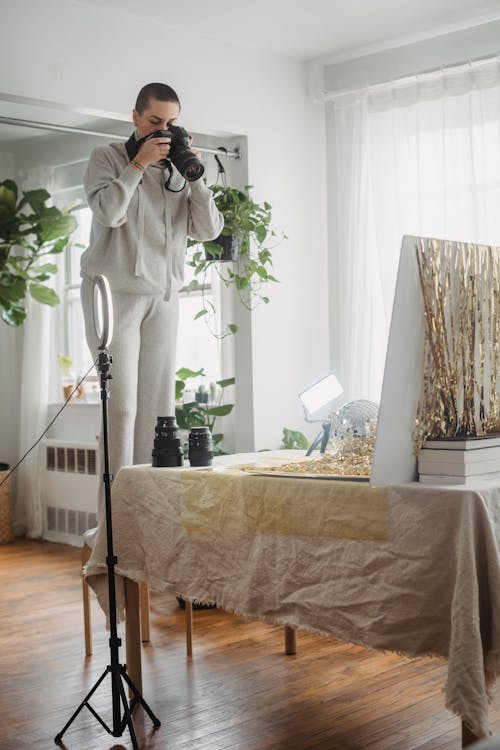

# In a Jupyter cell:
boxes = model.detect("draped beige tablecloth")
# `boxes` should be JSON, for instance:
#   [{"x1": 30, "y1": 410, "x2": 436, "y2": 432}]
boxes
[{"x1": 85, "y1": 452, "x2": 500, "y2": 738}]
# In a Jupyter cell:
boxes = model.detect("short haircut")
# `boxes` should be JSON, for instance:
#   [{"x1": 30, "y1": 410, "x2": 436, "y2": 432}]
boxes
[{"x1": 135, "y1": 83, "x2": 181, "y2": 114}]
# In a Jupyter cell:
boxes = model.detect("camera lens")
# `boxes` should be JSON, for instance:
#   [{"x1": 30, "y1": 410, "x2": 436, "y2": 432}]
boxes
[
  {"x1": 188, "y1": 426, "x2": 214, "y2": 467},
  {"x1": 183, "y1": 159, "x2": 205, "y2": 181},
  {"x1": 170, "y1": 149, "x2": 204, "y2": 181},
  {"x1": 152, "y1": 416, "x2": 184, "y2": 467},
  {"x1": 166, "y1": 126, "x2": 205, "y2": 182}
]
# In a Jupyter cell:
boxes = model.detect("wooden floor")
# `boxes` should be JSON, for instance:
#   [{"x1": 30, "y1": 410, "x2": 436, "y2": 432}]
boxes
[{"x1": 1, "y1": 541, "x2": 500, "y2": 750}]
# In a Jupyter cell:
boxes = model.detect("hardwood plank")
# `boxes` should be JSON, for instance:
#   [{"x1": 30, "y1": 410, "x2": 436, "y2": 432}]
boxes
[{"x1": 1, "y1": 539, "x2": 499, "y2": 749}]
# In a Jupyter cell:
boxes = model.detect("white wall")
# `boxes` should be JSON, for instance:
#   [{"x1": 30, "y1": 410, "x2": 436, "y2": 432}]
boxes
[{"x1": 1, "y1": 0, "x2": 329, "y2": 455}]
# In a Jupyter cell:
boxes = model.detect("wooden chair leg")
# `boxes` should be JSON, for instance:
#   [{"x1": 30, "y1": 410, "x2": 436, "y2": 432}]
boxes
[
  {"x1": 125, "y1": 578, "x2": 142, "y2": 697},
  {"x1": 186, "y1": 600, "x2": 193, "y2": 657},
  {"x1": 139, "y1": 582, "x2": 150, "y2": 643},
  {"x1": 284, "y1": 625, "x2": 297, "y2": 655},
  {"x1": 461, "y1": 721, "x2": 480, "y2": 747},
  {"x1": 82, "y1": 543, "x2": 92, "y2": 656}
]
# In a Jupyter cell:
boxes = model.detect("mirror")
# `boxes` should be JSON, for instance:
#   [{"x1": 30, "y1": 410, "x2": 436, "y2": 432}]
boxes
[{"x1": 0, "y1": 92, "x2": 250, "y2": 453}]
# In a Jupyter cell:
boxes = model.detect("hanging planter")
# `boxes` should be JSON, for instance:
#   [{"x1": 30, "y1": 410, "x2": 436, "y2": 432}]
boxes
[
  {"x1": 204, "y1": 233, "x2": 239, "y2": 262},
  {"x1": 186, "y1": 184, "x2": 287, "y2": 337}
]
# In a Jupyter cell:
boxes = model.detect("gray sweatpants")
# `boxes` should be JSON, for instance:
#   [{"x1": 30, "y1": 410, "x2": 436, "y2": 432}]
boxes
[{"x1": 81, "y1": 278, "x2": 179, "y2": 515}]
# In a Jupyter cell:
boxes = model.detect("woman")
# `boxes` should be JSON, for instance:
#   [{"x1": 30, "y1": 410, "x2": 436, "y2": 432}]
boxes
[{"x1": 80, "y1": 82, "x2": 223, "y2": 512}]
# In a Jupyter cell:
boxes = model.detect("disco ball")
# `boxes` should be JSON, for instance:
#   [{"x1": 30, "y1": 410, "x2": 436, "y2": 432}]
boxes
[{"x1": 331, "y1": 399, "x2": 379, "y2": 439}]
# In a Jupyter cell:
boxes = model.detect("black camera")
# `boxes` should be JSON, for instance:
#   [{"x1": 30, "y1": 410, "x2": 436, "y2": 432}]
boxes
[{"x1": 147, "y1": 126, "x2": 204, "y2": 182}]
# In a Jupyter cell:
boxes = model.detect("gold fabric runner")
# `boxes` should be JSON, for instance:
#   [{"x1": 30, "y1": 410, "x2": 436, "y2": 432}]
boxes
[{"x1": 181, "y1": 469, "x2": 388, "y2": 540}]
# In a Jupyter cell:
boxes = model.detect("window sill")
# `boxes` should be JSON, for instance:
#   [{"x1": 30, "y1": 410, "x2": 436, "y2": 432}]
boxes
[{"x1": 46, "y1": 401, "x2": 100, "y2": 442}]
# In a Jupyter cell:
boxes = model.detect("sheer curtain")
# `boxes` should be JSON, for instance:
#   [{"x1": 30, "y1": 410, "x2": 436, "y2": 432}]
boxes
[
  {"x1": 15, "y1": 166, "x2": 56, "y2": 537},
  {"x1": 330, "y1": 57, "x2": 500, "y2": 404}
]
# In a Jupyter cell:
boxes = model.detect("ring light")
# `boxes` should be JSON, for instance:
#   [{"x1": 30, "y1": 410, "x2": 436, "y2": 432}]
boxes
[{"x1": 92, "y1": 274, "x2": 113, "y2": 349}]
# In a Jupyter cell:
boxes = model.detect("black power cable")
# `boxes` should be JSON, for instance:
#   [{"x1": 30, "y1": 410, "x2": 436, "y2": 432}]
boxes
[{"x1": 0, "y1": 357, "x2": 99, "y2": 488}]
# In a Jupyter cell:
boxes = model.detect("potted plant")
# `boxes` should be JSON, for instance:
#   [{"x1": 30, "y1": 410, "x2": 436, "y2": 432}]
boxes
[
  {"x1": 0, "y1": 179, "x2": 78, "y2": 326},
  {"x1": 175, "y1": 366, "x2": 235, "y2": 455},
  {"x1": 185, "y1": 184, "x2": 286, "y2": 337},
  {"x1": 57, "y1": 354, "x2": 86, "y2": 401}
]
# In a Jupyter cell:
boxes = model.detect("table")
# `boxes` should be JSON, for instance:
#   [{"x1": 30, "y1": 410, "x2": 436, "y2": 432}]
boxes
[{"x1": 85, "y1": 451, "x2": 500, "y2": 744}]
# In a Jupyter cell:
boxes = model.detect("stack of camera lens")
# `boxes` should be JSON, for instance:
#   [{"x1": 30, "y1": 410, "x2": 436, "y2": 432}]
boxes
[
  {"x1": 151, "y1": 416, "x2": 184, "y2": 467},
  {"x1": 188, "y1": 426, "x2": 214, "y2": 467}
]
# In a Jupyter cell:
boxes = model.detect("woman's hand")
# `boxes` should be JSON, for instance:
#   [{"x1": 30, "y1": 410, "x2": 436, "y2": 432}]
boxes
[{"x1": 135, "y1": 135, "x2": 171, "y2": 168}]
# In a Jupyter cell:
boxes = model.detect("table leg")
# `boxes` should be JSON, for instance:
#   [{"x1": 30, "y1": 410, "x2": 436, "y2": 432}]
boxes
[
  {"x1": 285, "y1": 625, "x2": 297, "y2": 655},
  {"x1": 125, "y1": 578, "x2": 142, "y2": 698},
  {"x1": 139, "y1": 582, "x2": 150, "y2": 642},
  {"x1": 461, "y1": 721, "x2": 480, "y2": 747},
  {"x1": 186, "y1": 600, "x2": 193, "y2": 657}
]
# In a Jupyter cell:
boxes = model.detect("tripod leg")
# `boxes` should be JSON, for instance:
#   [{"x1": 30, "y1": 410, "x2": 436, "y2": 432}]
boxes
[
  {"x1": 115, "y1": 672, "x2": 139, "y2": 749},
  {"x1": 306, "y1": 430, "x2": 323, "y2": 456},
  {"x1": 55, "y1": 667, "x2": 109, "y2": 743},
  {"x1": 121, "y1": 667, "x2": 161, "y2": 727}
]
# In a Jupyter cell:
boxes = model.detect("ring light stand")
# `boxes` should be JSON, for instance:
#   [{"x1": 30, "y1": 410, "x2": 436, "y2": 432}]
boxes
[{"x1": 55, "y1": 275, "x2": 160, "y2": 748}]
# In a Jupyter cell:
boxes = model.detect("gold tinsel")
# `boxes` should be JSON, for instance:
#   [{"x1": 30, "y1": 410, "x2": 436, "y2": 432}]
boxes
[
  {"x1": 413, "y1": 238, "x2": 500, "y2": 451},
  {"x1": 239, "y1": 434, "x2": 376, "y2": 478}
]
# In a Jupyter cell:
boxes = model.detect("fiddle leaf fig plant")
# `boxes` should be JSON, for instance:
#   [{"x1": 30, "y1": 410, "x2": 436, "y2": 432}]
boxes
[
  {"x1": 0, "y1": 179, "x2": 78, "y2": 326},
  {"x1": 186, "y1": 184, "x2": 286, "y2": 338}
]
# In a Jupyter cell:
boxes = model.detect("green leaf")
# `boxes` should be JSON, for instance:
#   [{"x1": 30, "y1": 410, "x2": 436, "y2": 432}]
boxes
[
  {"x1": 203, "y1": 241, "x2": 224, "y2": 259},
  {"x1": 255, "y1": 225, "x2": 267, "y2": 244},
  {"x1": 57, "y1": 354, "x2": 73, "y2": 374},
  {"x1": 216, "y1": 377, "x2": 235, "y2": 388},
  {"x1": 0, "y1": 181, "x2": 18, "y2": 217},
  {"x1": 30, "y1": 263, "x2": 58, "y2": 275},
  {"x1": 1, "y1": 303, "x2": 26, "y2": 326},
  {"x1": 262, "y1": 296, "x2": 270, "y2": 304},
  {"x1": 17, "y1": 188, "x2": 50, "y2": 214},
  {"x1": 228, "y1": 324, "x2": 238, "y2": 334},
  {"x1": 185, "y1": 279, "x2": 201, "y2": 292},
  {"x1": 29, "y1": 283, "x2": 60, "y2": 306},
  {"x1": 206, "y1": 404, "x2": 234, "y2": 417},
  {"x1": 39, "y1": 212, "x2": 77, "y2": 243},
  {"x1": 176, "y1": 367, "x2": 205, "y2": 381},
  {"x1": 176, "y1": 405, "x2": 207, "y2": 429},
  {"x1": 175, "y1": 380, "x2": 186, "y2": 401},
  {"x1": 194, "y1": 308, "x2": 208, "y2": 320},
  {"x1": 0, "y1": 275, "x2": 27, "y2": 303},
  {"x1": 48, "y1": 237, "x2": 69, "y2": 254},
  {"x1": 281, "y1": 428, "x2": 309, "y2": 450},
  {"x1": 235, "y1": 276, "x2": 249, "y2": 290}
]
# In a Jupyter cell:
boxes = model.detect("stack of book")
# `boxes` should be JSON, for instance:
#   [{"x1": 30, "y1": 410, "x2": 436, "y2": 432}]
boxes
[{"x1": 418, "y1": 435, "x2": 500, "y2": 485}]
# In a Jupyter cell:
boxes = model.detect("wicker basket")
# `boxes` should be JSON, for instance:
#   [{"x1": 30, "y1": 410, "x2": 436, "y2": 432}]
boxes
[{"x1": 0, "y1": 468, "x2": 14, "y2": 544}]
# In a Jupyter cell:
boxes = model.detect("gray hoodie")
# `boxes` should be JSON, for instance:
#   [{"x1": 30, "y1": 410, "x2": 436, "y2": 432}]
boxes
[{"x1": 80, "y1": 141, "x2": 223, "y2": 300}]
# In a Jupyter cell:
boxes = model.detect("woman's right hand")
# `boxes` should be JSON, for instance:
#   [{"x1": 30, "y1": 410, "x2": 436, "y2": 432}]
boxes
[{"x1": 135, "y1": 135, "x2": 171, "y2": 168}]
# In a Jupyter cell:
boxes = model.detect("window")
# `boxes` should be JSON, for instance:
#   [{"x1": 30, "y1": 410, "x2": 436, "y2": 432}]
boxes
[
  {"x1": 57, "y1": 207, "x2": 223, "y2": 401},
  {"x1": 63, "y1": 205, "x2": 93, "y2": 380},
  {"x1": 330, "y1": 64, "x2": 500, "y2": 403}
]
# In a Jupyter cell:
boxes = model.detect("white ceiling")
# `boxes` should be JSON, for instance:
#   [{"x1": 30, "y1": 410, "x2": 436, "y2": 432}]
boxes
[
  {"x1": 2, "y1": 0, "x2": 500, "y2": 144},
  {"x1": 76, "y1": 0, "x2": 500, "y2": 61}
]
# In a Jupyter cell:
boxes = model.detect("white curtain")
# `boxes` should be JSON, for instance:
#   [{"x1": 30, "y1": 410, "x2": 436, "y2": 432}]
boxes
[
  {"x1": 330, "y1": 57, "x2": 500, "y2": 405},
  {"x1": 15, "y1": 165, "x2": 56, "y2": 537}
]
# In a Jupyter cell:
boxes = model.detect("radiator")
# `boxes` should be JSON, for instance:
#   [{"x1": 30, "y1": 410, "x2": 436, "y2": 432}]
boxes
[{"x1": 41, "y1": 439, "x2": 99, "y2": 546}]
